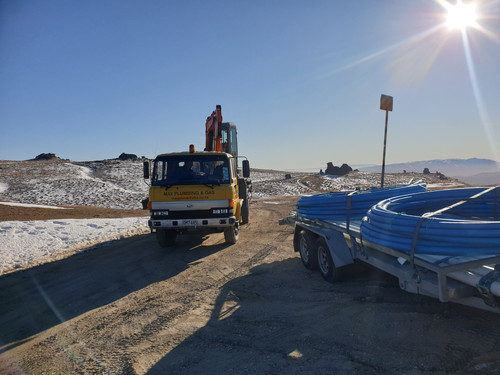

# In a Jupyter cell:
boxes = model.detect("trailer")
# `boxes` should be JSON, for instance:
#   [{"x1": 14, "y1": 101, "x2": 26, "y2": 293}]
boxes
[{"x1": 280, "y1": 193, "x2": 500, "y2": 313}]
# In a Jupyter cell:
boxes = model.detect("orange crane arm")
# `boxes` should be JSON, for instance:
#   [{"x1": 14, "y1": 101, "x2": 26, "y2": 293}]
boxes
[{"x1": 205, "y1": 105, "x2": 223, "y2": 152}]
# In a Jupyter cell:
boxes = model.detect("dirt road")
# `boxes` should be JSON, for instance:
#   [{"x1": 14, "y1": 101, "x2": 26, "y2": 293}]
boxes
[{"x1": 1, "y1": 197, "x2": 500, "y2": 374}]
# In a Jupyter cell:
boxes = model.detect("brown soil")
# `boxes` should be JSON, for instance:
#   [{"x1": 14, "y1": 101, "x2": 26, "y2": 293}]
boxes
[{"x1": 0, "y1": 203, "x2": 146, "y2": 222}]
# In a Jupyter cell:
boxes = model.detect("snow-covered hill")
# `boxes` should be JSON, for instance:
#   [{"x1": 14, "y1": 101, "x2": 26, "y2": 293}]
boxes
[
  {"x1": 0, "y1": 159, "x2": 467, "y2": 209},
  {"x1": 0, "y1": 159, "x2": 149, "y2": 209}
]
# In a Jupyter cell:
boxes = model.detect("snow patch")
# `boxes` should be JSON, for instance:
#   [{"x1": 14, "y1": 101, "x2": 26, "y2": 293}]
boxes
[
  {"x1": 0, "y1": 217, "x2": 149, "y2": 274},
  {"x1": 0, "y1": 201, "x2": 71, "y2": 210},
  {"x1": 69, "y1": 163, "x2": 94, "y2": 180},
  {"x1": 0, "y1": 183, "x2": 7, "y2": 193}
]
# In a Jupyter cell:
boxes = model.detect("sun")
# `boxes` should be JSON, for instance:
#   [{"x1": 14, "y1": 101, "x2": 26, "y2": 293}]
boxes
[{"x1": 446, "y1": 2, "x2": 478, "y2": 30}]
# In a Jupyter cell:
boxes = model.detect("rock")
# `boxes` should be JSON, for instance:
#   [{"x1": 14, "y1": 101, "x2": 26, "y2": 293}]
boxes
[
  {"x1": 34, "y1": 153, "x2": 59, "y2": 161},
  {"x1": 437, "y1": 172, "x2": 448, "y2": 180},
  {"x1": 118, "y1": 153, "x2": 138, "y2": 161},
  {"x1": 325, "y1": 162, "x2": 352, "y2": 176},
  {"x1": 285, "y1": 174, "x2": 292, "y2": 180}
]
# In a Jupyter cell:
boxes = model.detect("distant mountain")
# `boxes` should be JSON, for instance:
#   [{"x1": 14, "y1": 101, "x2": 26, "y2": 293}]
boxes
[
  {"x1": 454, "y1": 172, "x2": 500, "y2": 185},
  {"x1": 359, "y1": 158, "x2": 500, "y2": 185}
]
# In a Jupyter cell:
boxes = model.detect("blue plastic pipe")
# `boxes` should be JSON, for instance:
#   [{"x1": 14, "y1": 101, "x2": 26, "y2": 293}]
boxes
[
  {"x1": 360, "y1": 187, "x2": 500, "y2": 256},
  {"x1": 296, "y1": 183, "x2": 427, "y2": 221}
]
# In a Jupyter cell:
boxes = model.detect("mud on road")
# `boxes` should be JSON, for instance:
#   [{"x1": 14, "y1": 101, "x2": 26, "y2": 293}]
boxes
[{"x1": 1, "y1": 197, "x2": 500, "y2": 374}]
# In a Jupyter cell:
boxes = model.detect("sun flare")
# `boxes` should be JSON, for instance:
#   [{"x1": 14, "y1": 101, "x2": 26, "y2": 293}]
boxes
[{"x1": 446, "y1": 2, "x2": 478, "y2": 30}]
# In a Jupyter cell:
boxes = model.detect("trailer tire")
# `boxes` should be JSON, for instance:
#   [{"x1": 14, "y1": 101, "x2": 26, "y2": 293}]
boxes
[
  {"x1": 156, "y1": 229, "x2": 177, "y2": 248},
  {"x1": 224, "y1": 224, "x2": 239, "y2": 244},
  {"x1": 297, "y1": 230, "x2": 318, "y2": 270},
  {"x1": 316, "y1": 237, "x2": 341, "y2": 283}
]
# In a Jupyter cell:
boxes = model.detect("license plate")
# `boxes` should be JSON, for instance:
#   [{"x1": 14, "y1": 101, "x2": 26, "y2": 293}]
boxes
[{"x1": 182, "y1": 220, "x2": 198, "y2": 226}]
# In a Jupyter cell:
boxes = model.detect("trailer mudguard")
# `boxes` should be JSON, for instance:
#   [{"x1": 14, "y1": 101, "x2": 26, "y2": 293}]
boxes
[{"x1": 325, "y1": 230, "x2": 355, "y2": 268}]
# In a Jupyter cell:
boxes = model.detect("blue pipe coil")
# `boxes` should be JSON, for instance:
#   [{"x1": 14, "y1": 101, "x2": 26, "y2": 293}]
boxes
[
  {"x1": 360, "y1": 187, "x2": 500, "y2": 256},
  {"x1": 296, "y1": 183, "x2": 427, "y2": 221}
]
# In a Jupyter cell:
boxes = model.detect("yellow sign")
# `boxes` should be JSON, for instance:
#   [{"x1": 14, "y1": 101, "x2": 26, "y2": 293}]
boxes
[{"x1": 163, "y1": 189, "x2": 216, "y2": 201}]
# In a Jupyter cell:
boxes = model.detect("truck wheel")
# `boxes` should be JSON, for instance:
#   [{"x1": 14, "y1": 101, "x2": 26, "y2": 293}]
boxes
[
  {"x1": 316, "y1": 238, "x2": 341, "y2": 283},
  {"x1": 297, "y1": 230, "x2": 317, "y2": 270},
  {"x1": 224, "y1": 224, "x2": 239, "y2": 244},
  {"x1": 156, "y1": 229, "x2": 177, "y2": 248},
  {"x1": 241, "y1": 199, "x2": 249, "y2": 224}
]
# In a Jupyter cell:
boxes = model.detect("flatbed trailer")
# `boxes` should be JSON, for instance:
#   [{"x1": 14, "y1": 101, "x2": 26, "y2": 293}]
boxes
[{"x1": 280, "y1": 214, "x2": 500, "y2": 313}]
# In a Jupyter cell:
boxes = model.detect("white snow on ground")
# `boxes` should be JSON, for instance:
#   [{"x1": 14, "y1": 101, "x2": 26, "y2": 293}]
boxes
[
  {"x1": 0, "y1": 159, "x2": 149, "y2": 209},
  {"x1": 319, "y1": 172, "x2": 419, "y2": 191},
  {"x1": 0, "y1": 201, "x2": 70, "y2": 210},
  {"x1": 0, "y1": 216, "x2": 149, "y2": 274},
  {"x1": 0, "y1": 159, "x2": 152, "y2": 274},
  {"x1": 251, "y1": 170, "x2": 313, "y2": 198}
]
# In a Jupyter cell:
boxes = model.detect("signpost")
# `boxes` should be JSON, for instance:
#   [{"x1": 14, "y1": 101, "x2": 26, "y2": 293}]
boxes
[{"x1": 380, "y1": 94, "x2": 393, "y2": 188}]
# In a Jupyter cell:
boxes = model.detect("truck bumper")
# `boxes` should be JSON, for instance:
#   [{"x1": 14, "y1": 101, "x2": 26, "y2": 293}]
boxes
[{"x1": 148, "y1": 216, "x2": 236, "y2": 229}]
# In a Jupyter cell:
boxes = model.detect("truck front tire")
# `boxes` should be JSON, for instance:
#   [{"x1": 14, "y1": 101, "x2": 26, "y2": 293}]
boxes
[{"x1": 224, "y1": 224, "x2": 239, "y2": 244}]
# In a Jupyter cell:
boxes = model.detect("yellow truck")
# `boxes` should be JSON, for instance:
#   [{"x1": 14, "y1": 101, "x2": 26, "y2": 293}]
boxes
[{"x1": 143, "y1": 106, "x2": 251, "y2": 247}]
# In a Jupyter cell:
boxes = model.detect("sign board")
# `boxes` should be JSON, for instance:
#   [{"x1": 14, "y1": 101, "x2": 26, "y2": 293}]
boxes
[{"x1": 380, "y1": 95, "x2": 393, "y2": 112}]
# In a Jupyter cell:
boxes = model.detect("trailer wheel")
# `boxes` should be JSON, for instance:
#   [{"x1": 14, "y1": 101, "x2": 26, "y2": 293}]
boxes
[
  {"x1": 224, "y1": 224, "x2": 239, "y2": 244},
  {"x1": 297, "y1": 230, "x2": 317, "y2": 270},
  {"x1": 316, "y1": 238, "x2": 341, "y2": 282},
  {"x1": 156, "y1": 229, "x2": 177, "y2": 248}
]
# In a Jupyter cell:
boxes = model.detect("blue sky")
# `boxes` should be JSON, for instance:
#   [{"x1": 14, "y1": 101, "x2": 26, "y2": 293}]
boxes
[{"x1": 1, "y1": 0, "x2": 499, "y2": 169}]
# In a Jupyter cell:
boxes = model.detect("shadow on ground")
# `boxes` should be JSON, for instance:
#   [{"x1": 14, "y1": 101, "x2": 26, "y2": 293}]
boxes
[
  {"x1": 148, "y1": 258, "x2": 500, "y2": 374},
  {"x1": 0, "y1": 233, "x2": 227, "y2": 352}
]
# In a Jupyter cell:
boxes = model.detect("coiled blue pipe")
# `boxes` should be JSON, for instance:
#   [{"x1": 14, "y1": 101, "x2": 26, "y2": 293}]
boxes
[
  {"x1": 296, "y1": 183, "x2": 427, "y2": 221},
  {"x1": 361, "y1": 187, "x2": 500, "y2": 256}
]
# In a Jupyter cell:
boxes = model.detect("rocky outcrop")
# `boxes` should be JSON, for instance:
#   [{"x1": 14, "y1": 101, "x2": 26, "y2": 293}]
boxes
[
  {"x1": 323, "y1": 162, "x2": 352, "y2": 176},
  {"x1": 118, "y1": 153, "x2": 138, "y2": 161},
  {"x1": 34, "y1": 153, "x2": 59, "y2": 161}
]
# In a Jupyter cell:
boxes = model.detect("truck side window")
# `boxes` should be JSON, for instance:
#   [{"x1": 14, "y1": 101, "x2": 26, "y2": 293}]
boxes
[
  {"x1": 221, "y1": 128, "x2": 229, "y2": 154},
  {"x1": 154, "y1": 160, "x2": 165, "y2": 182},
  {"x1": 230, "y1": 127, "x2": 238, "y2": 156},
  {"x1": 231, "y1": 158, "x2": 237, "y2": 179}
]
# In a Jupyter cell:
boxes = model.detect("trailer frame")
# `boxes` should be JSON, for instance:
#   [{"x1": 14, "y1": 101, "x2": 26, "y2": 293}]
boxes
[{"x1": 281, "y1": 214, "x2": 500, "y2": 313}]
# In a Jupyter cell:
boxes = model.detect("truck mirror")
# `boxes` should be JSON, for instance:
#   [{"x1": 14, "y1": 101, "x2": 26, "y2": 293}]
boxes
[
  {"x1": 143, "y1": 160, "x2": 150, "y2": 179},
  {"x1": 242, "y1": 160, "x2": 250, "y2": 178}
]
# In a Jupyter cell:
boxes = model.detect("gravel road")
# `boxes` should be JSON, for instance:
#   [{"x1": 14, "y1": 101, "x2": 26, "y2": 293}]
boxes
[{"x1": 1, "y1": 197, "x2": 500, "y2": 374}]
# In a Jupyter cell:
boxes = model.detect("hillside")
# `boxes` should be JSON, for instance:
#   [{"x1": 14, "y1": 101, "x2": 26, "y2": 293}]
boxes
[{"x1": 0, "y1": 159, "x2": 466, "y2": 215}]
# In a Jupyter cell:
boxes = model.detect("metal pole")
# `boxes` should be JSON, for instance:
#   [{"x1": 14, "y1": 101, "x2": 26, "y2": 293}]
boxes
[{"x1": 381, "y1": 110, "x2": 389, "y2": 188}]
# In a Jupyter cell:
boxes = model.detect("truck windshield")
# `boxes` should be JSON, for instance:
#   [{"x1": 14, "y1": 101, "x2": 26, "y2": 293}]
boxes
[{"x1": 152, "y1": 155, "x2": 231, "y2": 186}]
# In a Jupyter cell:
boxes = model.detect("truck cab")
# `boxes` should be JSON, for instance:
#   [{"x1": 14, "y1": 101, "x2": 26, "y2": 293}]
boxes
[{"x1": 145, "y1": 148, "x2": 250, "y2": 247}]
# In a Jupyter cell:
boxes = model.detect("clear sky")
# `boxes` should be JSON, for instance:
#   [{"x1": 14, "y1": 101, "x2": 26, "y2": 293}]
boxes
[{"x1": 1, "y1": 0, "x2": 499, "y2": 169}]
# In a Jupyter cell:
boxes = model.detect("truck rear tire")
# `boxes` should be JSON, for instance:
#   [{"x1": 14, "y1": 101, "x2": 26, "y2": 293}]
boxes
[
  {"x1": 156, "y1": 229, "x2": 177, "y2": 248},
  {"x1": 241, "y1": 199, "x2": 249, "y2": 224},
  {"x1": 224, "y1": 224, "x2": 239, "y2": 244},
  {"x1": 316, "y1": 238, "x2": 341, "y2": 283},
  {"x1": 296, "y1": 230, "x2": 317, "y2": 270}
]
